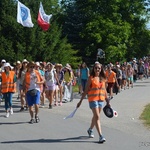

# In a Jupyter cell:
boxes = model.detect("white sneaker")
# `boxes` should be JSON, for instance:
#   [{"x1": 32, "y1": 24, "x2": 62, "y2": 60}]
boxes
[
  {"x1": 10, "y1": 108, "x2": 13, "y2": 115},
  {"x1": 5, "y1": 112, "x2": 9, "y2": 118}
]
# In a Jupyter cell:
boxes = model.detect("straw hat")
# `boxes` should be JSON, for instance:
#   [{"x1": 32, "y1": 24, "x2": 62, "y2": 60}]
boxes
[
  {"x1": 46, "y1": 62, "x2": 53, "y2": 66},
  {"x1": 22, "y1": 59, "x2": 28, "y2": 63},
  {"x1": 65, "y1": 63, "x2": 71, "y2": 69},
  {"x1": 55, "y1": 63, "x2": 63, "y2": 68},
  {"x1": 27, "y1": 61, "x2": 35, "y2": 68}
]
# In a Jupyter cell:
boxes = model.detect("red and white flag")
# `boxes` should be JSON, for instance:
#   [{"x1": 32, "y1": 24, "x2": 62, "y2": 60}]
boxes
[{"x1": 37, "y1": 2, "x2": 52, "y2": 31}]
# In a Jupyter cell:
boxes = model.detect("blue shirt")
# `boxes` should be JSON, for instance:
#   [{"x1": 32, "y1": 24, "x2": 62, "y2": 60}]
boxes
[{"x1": 81, "y1": 68, "x2": 89, "y2": 80}]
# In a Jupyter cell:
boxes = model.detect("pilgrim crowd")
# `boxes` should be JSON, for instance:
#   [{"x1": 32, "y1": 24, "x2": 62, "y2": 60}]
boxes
[{"x1": 0, "y1": 57, "x2": 149, "y2": 123}]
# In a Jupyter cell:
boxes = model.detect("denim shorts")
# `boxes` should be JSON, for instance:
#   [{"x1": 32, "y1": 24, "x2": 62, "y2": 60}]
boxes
[
  {"x1": 26, "y1": 90, "x2": 40, "y2": 106},
  {"x1": 89, "y1": 100, "x2": 104, "y2": 109}
]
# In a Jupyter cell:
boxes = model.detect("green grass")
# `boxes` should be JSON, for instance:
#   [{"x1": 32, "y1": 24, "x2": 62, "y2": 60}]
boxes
[{"x1": 140, "y1": 104, "x2": 150, "y2": 128}]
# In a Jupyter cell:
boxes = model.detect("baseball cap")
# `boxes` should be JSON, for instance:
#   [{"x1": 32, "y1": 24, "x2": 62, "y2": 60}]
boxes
[{"x1": 1, "y1": 59, "x2": 6, "y2": 63}]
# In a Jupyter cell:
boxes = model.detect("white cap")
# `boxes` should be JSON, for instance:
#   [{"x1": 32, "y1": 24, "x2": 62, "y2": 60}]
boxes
[
  {"x1": 1, "y1": 59, "x2": 6, "y2": 63},
  {"x1": 22, "y1": 59, "x2": 28, "y2": 63},
  {"x1": 35, "y1": 62, "x2": 40, "y2": 67}
]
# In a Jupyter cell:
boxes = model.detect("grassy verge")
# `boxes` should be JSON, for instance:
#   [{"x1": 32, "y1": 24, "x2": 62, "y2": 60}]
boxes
[{"x1": 140, "y1": 104, "x2": 150, "y2": 128}]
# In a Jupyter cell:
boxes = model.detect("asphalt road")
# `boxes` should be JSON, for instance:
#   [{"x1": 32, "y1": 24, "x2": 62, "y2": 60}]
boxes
[{"x1": 0, "y1": 78, "x2": 150, "y2": 150}]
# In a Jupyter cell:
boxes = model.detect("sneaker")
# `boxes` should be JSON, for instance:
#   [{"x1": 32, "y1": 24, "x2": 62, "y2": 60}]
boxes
[
  {"x1": 25, "y1": 106, "x2": 28, "y2": 111},
  {"x1": 10, "y1": 108, "x2": 13, "y2": 115},
  {"x1": 99, "y1": 135, "x2": 106, "y2": 143},
  {"x1": 63, "y1": 99, "x2": 68, "y2": 103},
  {"x1": 49, "y1": 104, "x2": 52, "y2": 109},
  {"x1": 20, "y1": 107, "x2": 24, "y2": 112},
  {"x1": 29, "y1": 119, "x2": 34, "y2": 124},
  {"x1": 87, "y1": 128, "x2": 94, "y2": 138},
  {"x1": 111, "y1": 96, "x2": 113, "y2": 99},
  {"x1": 35, "y1": 115, "x2": 40, "y2": 123},
  {"x1": 5, "y1": 112, "x2": 9, "y2": 118},
  {"x1": 40, "y1": 104, "x2": 45, "y2": 108}
]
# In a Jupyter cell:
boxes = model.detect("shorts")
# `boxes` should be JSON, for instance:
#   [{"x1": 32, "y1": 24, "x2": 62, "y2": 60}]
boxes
[
  {"x1": 77, "y1": 77, "x2": 81, "y2": 85},
  {"x1": 117, "y1": 79, "x2": 122, "y2": 86},
  {"x1": 26, "y1": 90, "x2": 40, "y2": 106},
  {"x1": 45, "y1": 84, "x2": 56, "y2": 91},
  {"x1": 89, "y1": 100, "x2": 104, "y2": 109},
  {"x1": 127, "y1": 76, "x2": 133, "y2": 82},
  {"x1": 19, "y1": 84, "x2": 23, "y2": 91},
  {"x1": 138, "y1": 72, "x2": 143, "y2": 75},
  {"x1": 108, "y1": 83, "x2": 115, "y2": 89}
]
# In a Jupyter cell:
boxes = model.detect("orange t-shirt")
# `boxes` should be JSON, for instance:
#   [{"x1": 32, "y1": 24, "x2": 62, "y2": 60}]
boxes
[{"x1": 105, "y1": 70, "x2": 116, "y2": 83}]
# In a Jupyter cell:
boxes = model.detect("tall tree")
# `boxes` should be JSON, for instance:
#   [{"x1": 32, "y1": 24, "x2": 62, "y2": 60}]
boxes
[
  {"x1": 61, "y1": 0, "x2": 150, "y2": 64},
  {"x1": 0, "y1": 0, "x2": 81, "y2": 67},
  {"x1": 0, "y1": 0, "x2": 17, "y2": 62}
]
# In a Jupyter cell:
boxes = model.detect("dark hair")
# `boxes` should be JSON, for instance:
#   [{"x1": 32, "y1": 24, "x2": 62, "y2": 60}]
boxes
[
  {"x1": 81, "y1": 62, "x2": 87, "y2": 69},
  {"x1": 90, "y1": 62, "x2": 106, "y2": 81}
]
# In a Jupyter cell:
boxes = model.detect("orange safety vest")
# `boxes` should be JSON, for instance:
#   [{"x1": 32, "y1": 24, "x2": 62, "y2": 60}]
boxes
[
  {"x1": 25, "y1": 70, "x2": 42, "y2": 91},
  {"x1": 1, "y1": 71, "x2": 16, "y2": 93},
  {"x1": 105, "y1": 70, "x2": 116, "y2": 83},
  {"x1": 88, "y1": 76, "x2": 106, "y2": 102}
]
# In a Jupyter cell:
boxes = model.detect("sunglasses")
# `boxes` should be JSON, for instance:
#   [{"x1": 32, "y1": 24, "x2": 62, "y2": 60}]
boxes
[
  {"x1": 30, "y1": 66, "x2": 35, "y2": 69},
  {"x1": 94, "y1": 67, "x2": 101, "y2": 70}
]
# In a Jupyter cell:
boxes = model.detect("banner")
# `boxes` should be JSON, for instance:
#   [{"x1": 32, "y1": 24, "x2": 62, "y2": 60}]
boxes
[
  {"x1": 37, "y1": 2, "x2": 52, "y2": 31},
  {"x1": 17, "y1": 1, "x2": 34, "y2": 27}
]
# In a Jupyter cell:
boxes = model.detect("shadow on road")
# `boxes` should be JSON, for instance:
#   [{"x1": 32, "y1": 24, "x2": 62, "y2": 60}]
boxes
[
  {"x1": 0, "y1": 136, "x2": 96, "y2": 144},
  {"x1": 0, "y1": 121, "x2": 28, "y2": 125},
  {"x1": 134, "y1": 85, "x2": 147, "y2": 87}
]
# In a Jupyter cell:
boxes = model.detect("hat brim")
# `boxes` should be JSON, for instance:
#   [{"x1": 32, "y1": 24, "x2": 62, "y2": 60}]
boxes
[
  {"x1": 65, "y1": 66, "x2": 70, "y2": 70},
  {"x1": 103, "y1": 105, "x2": 114, "y2": 118}
]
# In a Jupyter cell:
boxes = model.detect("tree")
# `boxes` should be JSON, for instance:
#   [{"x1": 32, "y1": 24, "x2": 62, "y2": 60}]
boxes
[
  {"x1": 60, "y1": 0, "x2": 150, "y2": 64},
  {"x1": 0, "y1": 0, "x2": 17, "y2": 62},
  {"x1": 0, "y1": 0, "x2": 81, "y2": 67}
]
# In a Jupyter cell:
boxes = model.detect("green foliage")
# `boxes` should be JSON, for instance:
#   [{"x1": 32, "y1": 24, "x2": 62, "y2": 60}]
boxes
[
  {"x1": 0, "y1": 0, "x2": 81, "y2": 68},
  {"x1": 1, "y1": 0, "x2": 150, "y2": 67},
  {"x1": 61, "y1": 0, "x2": 150, "y2": 64}
]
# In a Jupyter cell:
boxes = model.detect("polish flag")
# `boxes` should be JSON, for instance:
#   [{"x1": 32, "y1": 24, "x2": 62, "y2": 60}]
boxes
[{"x1": 37, "y1": 2, "x2": 52, "y2": 31}]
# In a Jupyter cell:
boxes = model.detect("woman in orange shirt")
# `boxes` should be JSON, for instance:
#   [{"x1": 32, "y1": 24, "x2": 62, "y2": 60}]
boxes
[
  {"x1": 77, "y1": 62, "x2": 110, "y2": 143},
  {"x1": 105, "y1": 64, "x2": 118, "y2": 99},
  {"x1": 0, "y1": 63, "x2": 16, "y2": 118}
]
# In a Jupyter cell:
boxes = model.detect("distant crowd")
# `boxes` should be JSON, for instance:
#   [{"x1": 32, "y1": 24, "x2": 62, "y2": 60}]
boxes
[{"x1": 0, "y1": 57, "x2": 149, "y2": 122}]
